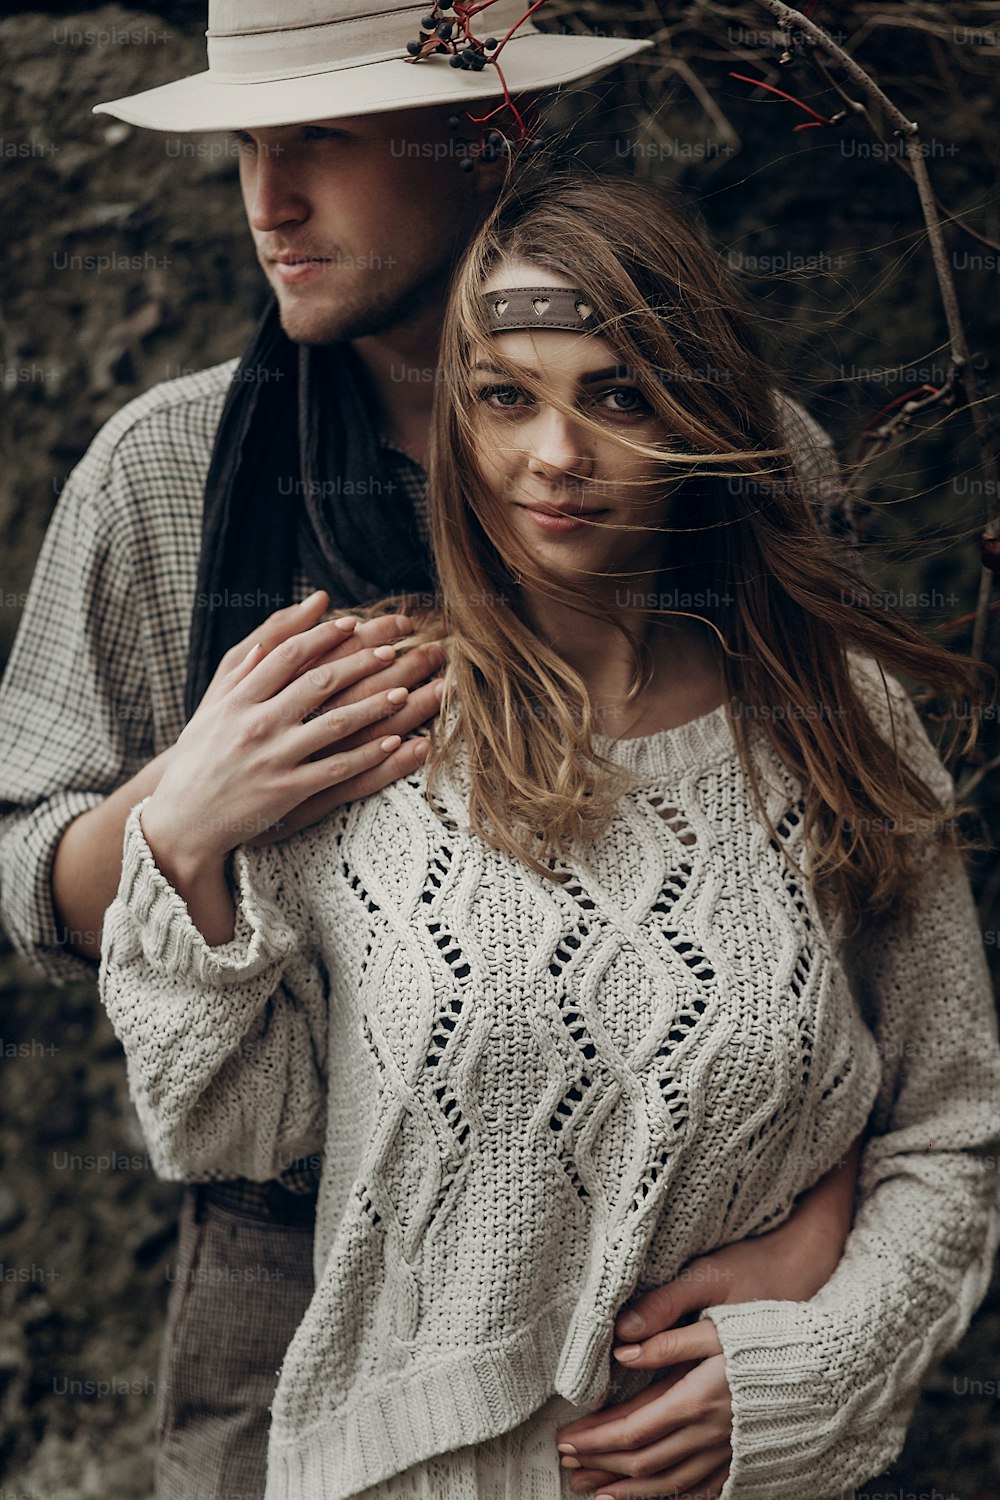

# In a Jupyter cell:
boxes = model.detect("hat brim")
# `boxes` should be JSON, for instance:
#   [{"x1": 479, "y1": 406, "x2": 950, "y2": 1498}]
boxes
[{"x1": 92, "y1": 33, "x2": 651, "y2": 133}]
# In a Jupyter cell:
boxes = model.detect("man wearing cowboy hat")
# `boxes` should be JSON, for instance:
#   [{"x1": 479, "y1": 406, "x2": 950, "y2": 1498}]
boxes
[{"x1": 0, "y1": 2, "x2": 855, "y2": 1494}]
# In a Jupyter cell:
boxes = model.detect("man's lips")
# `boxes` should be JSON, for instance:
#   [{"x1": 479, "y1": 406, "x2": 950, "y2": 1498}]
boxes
[
  {"x1": 270, "y1": 252, "x2": 333, "y2": 265},
  {"x1": 270, "y1": 252, "x2": 333, "y2": 283}
]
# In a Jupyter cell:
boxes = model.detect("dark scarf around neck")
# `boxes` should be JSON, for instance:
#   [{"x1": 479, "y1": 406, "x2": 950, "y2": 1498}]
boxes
[{"x1": 183, "y1": 298, "x2": 434, "y2": 721}]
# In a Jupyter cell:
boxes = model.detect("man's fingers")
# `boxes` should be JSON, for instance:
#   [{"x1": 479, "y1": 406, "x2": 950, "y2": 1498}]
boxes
[
  {"x1": 319, "y1": 612, "x2": 414, "y2": 663},
  {"x1": 235, "y1": 618, "x2": 364, "y2": 703},
  {"x1": 614, "y1": 1263, "x2": 719, "y2": 1343},
  {"x1": 612, "y1": 1318, "x2": 722, "y2": 1370},
  {"x1": 217, "y1": 591, "x2": 332, "y2": 678}
]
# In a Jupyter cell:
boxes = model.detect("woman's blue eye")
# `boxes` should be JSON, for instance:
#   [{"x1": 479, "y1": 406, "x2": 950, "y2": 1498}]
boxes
[
  {"x1": 479, "y1": 384, "x2": 529, "y2": 409},
  {"x1": 599, "y1": 387, "x2": 651, "y2": 414},
  {"x1": 475, "y1": 383, "x2": 653, "y2": 415}
]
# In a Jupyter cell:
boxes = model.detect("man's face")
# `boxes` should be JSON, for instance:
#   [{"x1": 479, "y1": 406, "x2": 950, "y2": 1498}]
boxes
[{"x1": 234, "y1": 107, "x2": 497, "y2": 345}]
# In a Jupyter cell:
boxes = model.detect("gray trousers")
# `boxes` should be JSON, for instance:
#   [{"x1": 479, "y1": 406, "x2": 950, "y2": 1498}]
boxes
[{"x1": 155, "y1": 1184, "x2": 316, "y2": 1500}]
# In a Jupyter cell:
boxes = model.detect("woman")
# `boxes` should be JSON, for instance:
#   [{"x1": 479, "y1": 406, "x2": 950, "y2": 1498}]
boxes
[{"x1": 99, "y1": 175, "x2": 1000, "y2": 1500}]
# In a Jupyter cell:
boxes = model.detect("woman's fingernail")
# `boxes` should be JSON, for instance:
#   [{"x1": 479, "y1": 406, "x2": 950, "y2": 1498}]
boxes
[
  {"x1": 560, "y1": 1455, "x2": 581, "y2": 1469},
  {"x1": 380, "y1": 735, "x2": 402, "y2": 752},
  {"x1": 302, "y1": 590, "x2": 327, "y2": 609},
  {"x1": 334, "y1": 614, "x2": 359, "y2": 628},
  {"x1": 387, "y1": 687, "x2": 409, "y2": 704},
  {"x1": 374, "y1": 644, "x2": 397, "y2": 661},
  {"x1": 617, "y1": 1311, "x2": 643, "y2": 1336},
  {"x1": 557, "y1": 1443, "x2": 577, "y2": 1455},
  {"x1": 433, "y1": 679, "x2": 446, "y2": 700},
  {"x1": 412, "y1": 737, "x2": 430, "y2": 760},
  {"x1": 614, "y1": 1345, "x2": 641, "y2": 1362}
]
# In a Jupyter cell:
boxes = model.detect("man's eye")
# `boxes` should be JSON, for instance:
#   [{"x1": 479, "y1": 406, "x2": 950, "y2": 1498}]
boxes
[
  {"x1": 478, "y1": 384, "x2": 530, "y2": 410},
  {"x1": 598, "y1": 386, "x2": 653, "y2": 414},
  {"x1": 302, "y1": 126, "x2": 346, "y2": 142},
  {"x1": 232, "y1": 131, "x2": 256, "y2": 155}
]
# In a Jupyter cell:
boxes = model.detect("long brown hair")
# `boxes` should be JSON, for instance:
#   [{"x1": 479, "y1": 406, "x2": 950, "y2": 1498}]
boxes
[{"x1": 365, "y1": 172, "x2": 992, "y2": 937}]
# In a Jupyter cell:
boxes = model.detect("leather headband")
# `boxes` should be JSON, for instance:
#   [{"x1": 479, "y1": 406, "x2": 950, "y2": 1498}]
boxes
[{"x1": 481, "y1": 286, "x2": 600, "y2": 334}]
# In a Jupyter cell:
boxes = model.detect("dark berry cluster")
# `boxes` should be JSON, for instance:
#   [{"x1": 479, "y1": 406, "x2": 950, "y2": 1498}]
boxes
[
  {"x1": 406, "y1": 1, "x2": 548, "y2": 168},
  {"x1": 406, "y1": 4, "x2": 500, "y2": 69}
]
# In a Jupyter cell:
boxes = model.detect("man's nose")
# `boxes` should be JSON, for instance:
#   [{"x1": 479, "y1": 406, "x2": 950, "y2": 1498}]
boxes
[
  {"x1": 525, "y1": 406, "x2": 593, "y2": 481},
  {"x1": 244, "y1": 146, "x2": 309, "y2": 232}
]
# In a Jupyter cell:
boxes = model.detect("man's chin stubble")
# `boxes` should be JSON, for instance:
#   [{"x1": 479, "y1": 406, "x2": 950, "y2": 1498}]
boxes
[{"x1": 272, "y1": 266, "x2": 449, "y2": 346}]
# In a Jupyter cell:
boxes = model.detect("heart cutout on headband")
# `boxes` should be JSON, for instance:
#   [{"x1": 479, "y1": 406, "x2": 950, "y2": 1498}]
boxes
[
  {"x1": 493, "y1": 297, "x2": 509, "y2": 318},
  {"x1": 575, "y1": 300, "x2": 593, "y2": 320},
  {"x1": 532, "y1": 297, "x2": 551, "y2": 316}
]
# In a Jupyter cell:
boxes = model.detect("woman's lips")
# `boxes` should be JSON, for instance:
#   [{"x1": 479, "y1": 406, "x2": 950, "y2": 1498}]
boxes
[{"x1": 517, "y1": 505, "x2": 607, "y2": 534}]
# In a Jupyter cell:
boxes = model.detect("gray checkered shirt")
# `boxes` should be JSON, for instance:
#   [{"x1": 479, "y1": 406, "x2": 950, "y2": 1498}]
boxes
[{"x1": 0, "y1": 360, "x2": 855, "y2": 986}]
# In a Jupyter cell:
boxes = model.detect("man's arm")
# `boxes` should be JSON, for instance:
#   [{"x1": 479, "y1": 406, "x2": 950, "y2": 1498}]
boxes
[
  {"x1": 50, "y1": 753, "x2": 172, "y2": 961},
  {"x1": 0, "y1": 451, "x2": 154, "y2": 981}
]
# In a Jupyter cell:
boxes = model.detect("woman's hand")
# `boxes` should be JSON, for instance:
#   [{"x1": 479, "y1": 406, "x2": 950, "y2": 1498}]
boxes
[
  {"x1": 138, "y1": 608, "x2": 443, "y2": 940},
  {"x1": 554, "y1": 1138, "x2": 863, "y2": 1493},
  {"x1": 555, "y1": 1331, "x2": 731, "y2": 1498},
  {"x1": 202, "y1": 592, "x2": 446, "y2": 837}
]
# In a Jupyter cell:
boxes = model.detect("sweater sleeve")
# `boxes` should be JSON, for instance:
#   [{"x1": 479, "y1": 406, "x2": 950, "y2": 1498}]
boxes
[
  {"x1": 99, "y1": 803, "x2": 330, "y2": 1184},
  {"x1": 704, "y1": 668, "x2": 1000, "y2": 1499}
]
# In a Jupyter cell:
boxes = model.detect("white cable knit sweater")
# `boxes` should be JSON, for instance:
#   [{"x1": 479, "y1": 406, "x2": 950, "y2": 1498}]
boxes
[{"x1": 99, "y1": 658, "x2": 1000, "y2": 1500}]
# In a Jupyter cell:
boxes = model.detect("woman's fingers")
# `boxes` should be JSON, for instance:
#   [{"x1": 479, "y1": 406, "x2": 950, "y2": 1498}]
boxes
[
  {"x1": 576, "y1": 1446, "x2": 731, "y2": 1498},
  {"x1": 297, "y1": 683, "x2": 415, "y2": 759},
  {"x1": 248, "y1": 736, "x2": 431, "y2": 844},
  {"x1": 612, "y1": 1316, "x2": 722, "y2": 1370},
  {"x1": 556, "y1": 1368, "x2": 691, "y2": 1450},
  {"x1": 562, "y1": 1426, "x2": 726, "y2": 1483},
  {"x1": 311, "y1": 642, "x2": 446, "y2": 718},
  {"x1": 568, "y1": 1466, "x2": 619, "y2": 1492},
  {"x1": 558, "y1": 1359, "x2": 728, "y2": 1456},
  {"x1": 318, "y1": 679, "x2": 444, "y2": 756}
]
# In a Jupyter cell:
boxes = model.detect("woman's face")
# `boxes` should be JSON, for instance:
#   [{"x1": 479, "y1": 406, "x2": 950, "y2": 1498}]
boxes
[{"x1": 470, "y1": 262, "x2": 676, "y2": 588}]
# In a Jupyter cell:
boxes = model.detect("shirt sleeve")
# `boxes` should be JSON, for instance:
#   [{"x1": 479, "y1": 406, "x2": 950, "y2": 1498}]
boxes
[
  {"x1": 99, "y1": 804, "x2": 329, "y2": 1184},
  {"x1": 0, "y1": 453, "x2": 152, "y2": 983},
  {"x1": 705, "y1": 670, "x2": 1000, "y2": 1498}
]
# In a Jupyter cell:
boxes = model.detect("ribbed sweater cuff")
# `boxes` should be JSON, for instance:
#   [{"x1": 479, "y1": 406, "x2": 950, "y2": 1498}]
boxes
[
  {"x1": 118, "y1": 802, "x2": 295, "y2": 985},
  {"x1": 702, "y1": 1300, "x2": 845, "y2": 1499}
]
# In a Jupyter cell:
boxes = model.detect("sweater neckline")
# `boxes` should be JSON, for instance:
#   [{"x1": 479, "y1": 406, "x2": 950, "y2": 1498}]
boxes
[{"x1": 592, "y1": 697, "x2": 737, "y2": 778}]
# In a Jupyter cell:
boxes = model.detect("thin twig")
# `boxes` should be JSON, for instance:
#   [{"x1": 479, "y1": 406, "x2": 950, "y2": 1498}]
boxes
[{"x1": 752, "y1": 0, "x2": 1000, "y2": 662}]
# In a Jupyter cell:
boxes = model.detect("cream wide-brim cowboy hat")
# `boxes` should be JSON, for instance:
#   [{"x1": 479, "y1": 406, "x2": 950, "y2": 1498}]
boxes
[{"x1": 93, "y1": 0, "x2": 652, "y2": 133}]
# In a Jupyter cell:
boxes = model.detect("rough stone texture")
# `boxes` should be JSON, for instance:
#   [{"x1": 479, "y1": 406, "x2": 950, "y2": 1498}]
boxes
[{"x1": 1, "y1": 3, "x2": 998, "y2": 1498}]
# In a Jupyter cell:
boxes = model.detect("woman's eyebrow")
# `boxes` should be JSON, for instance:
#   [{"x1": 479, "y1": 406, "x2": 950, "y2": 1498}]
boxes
[{"x1": 470, "y1": 362, "x2": 634, "y2": 382}]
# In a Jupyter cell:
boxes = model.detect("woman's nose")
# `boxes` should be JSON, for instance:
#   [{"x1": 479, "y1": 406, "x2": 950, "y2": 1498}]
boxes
[{"x1": 525, "y1": 406, "x2": 593, "y2": 481}]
